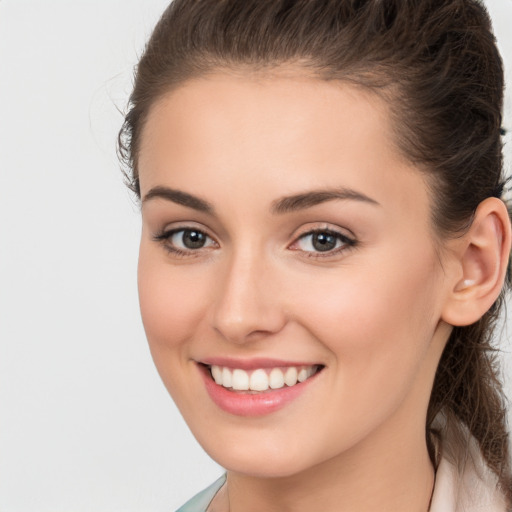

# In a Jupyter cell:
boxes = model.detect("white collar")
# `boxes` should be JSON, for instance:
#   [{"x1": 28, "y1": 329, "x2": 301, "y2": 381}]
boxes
[{"x1": 429, "y1": 431, "x2": 507, "y2": 512}]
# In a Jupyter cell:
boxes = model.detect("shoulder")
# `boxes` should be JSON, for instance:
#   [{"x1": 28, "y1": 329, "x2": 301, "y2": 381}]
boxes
[{"x1": 175, "y1": 474, "x2": 227, "y2": 512}]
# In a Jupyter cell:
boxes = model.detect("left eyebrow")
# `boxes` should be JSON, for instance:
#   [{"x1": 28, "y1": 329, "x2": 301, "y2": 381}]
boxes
[{"x1": 271, "y1": 188, "x2": 381, "y2": 214}]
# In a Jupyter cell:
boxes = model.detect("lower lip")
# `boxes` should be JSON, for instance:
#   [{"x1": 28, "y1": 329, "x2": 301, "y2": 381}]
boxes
[{"x1": 199, "y1": 365, "x2": 320, "y2": 416}]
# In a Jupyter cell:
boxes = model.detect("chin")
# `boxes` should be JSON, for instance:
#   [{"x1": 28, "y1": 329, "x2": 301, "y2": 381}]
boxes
[
  {"x1": 217, "y1": 453, "x2": 314, "y2": 479},
  {"x1": 195, "y1": 429, "x2": 324, "y2": 478}
]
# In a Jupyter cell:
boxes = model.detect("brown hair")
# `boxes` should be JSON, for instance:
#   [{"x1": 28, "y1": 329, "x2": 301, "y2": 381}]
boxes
[{"x1": 118, "y1": 0, "x2": 511, "y2": 502}]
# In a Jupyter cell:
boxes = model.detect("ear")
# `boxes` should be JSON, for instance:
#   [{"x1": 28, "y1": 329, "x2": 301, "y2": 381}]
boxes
[{"x1": 441, "y1": 197, "x2": 511, "y2": 327}]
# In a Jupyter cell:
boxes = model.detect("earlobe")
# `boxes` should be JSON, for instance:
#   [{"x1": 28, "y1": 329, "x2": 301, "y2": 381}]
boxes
[{"x1": 441, "y1": 197, "x2": 511, "y2": 327}]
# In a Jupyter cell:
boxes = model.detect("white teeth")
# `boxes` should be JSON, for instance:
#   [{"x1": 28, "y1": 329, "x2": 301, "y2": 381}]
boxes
[
  {"x1": 269, "y1": 368, "x2": 285, "y2": 389},
  {"x1": 210, "y1": 364, "x2": 319, "y2": 392},
  {"x1": 297, "y1": 368, "x2": 309, "y2": 382},
  {"x1": 232, "y1": 369, "x2": 249, "y2": 390},
  {"x1": 222, "y1": 367, "x2": 233, "y2": 388},
  {"x1": 284, "y1": 366, "x2": 298, "y2": 387},
  {"x1": 211, "y1": 365, "x2": 223, "y2": 385},
  {"x1": 249, "y1": 369, "x2": 269, "y2": 391}
]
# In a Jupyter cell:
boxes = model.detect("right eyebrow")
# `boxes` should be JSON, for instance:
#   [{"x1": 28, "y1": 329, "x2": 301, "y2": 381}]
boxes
[{"x1": 142, "y1": 186, "x2": 215, "y2": 215}]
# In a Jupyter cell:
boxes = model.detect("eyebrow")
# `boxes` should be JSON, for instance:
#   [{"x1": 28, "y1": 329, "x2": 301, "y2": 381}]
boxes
[
  {"x1": 142, "y1": 185, "x2": 380, "y2": 215},
  {"x1": 271, "y1": 188, "x2": 380, "y2": 214},
  {"x1": 142, "y1": 186, "x2": 214, "y2": 214}
]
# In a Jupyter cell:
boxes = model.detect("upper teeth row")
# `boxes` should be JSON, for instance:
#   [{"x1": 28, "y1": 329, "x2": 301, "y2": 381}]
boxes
[{"x1": 210, "y1": 365, "x2": 317, "y2": 391}]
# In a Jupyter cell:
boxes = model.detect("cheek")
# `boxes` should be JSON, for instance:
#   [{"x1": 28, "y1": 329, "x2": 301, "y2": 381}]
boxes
[
  {"x1": 295, "y1": 259, "x2": 438, "y2": 341},
  {"x1": 281, "y1": 256, "x2": 443, "y2": 456},
  {"x1": 137, "y1": 244, "x2": 208, "y2": 354},
  {"x1": 289, "y1": 245, "x2": 442, "y2": 397},
  {"x1": 137, "y1": 244, "x2": 216, "y2": 416}
]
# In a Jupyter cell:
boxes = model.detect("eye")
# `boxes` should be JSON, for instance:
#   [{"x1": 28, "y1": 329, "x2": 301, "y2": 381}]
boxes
[
  {"x1": 171, "y1": 229, "x2": 211, "y2": 249},
  {"x1": 154, "y1": 227, "x2": 217, "y2": 255},
  {"x1": 291, "y1": 229, "x2": 356, "y2": 256}
]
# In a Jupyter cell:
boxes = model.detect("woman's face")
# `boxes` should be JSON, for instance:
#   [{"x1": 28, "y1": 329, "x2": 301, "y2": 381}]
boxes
[{"x1": 137, "y1": 72, "x2": 454, "y2": 477}]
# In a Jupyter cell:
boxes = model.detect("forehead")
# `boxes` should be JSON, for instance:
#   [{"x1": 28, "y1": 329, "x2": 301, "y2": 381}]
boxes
[
  {"x1": 138, "y1": 71, "x2": 431, "y2": 226},
  {"x1": 140, "y1": 70, "x2": 394, "y2": 157}
]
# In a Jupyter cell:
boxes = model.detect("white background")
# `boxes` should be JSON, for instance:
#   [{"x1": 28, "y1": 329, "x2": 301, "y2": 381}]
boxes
[{"x1": 0, "y1": 1, "x2": 511, "y2": 511}]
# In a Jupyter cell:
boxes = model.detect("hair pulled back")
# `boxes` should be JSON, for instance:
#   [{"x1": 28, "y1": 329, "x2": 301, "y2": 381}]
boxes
[{"x1": 119, "y1": 0, "x2": 511, "y2": 501}]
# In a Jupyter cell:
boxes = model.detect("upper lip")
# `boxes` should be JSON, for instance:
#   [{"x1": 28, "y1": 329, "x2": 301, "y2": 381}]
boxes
[{"x1": 198, "y1": 357, "x2": 322, "y2": 370}]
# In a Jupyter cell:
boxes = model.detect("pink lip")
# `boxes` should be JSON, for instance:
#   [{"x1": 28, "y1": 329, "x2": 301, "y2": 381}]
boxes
[{"x1": 198, "y1": 363, "x2": 322, "y2": 417}]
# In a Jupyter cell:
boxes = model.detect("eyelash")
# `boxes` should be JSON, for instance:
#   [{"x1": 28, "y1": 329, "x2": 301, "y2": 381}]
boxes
[
  {"x1": 153, "y1": 228, "x2": 218, "y2": 258},
  {"x1": 153, "y1": 227, "x2": 357, "y2": 259},
  {"x1": 289, "y1": 229, "x2": 357, "y2": 258}
]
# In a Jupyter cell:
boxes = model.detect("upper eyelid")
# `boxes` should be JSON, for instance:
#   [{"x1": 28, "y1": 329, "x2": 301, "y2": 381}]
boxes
[
  {"x1": 291, "y1": 224, "x2": 356, "y2": 241},
  {"x1": 156, "y1": 223, "x2": 216, "y2": 239}
]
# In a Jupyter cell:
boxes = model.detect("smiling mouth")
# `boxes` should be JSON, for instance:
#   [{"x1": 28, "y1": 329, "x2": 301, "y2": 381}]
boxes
[{"x1": 205, "y1": 364, "x2": 324, "y2": 393}]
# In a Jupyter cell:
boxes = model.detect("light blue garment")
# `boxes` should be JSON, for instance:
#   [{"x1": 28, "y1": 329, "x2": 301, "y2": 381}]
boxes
[{"x1": 176, "y1": 474, "x2": 226, "y2": 512}]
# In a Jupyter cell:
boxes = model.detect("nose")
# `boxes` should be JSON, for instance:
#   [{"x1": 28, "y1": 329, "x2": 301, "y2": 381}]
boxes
[{"x1": 211, "y1": 248, "x2": 287, "y2": 344}]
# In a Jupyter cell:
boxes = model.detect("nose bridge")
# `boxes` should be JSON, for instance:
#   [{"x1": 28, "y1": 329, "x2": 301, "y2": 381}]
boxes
[{"x1": 211, "y1": 243, "x2": 284, "y2": 343}]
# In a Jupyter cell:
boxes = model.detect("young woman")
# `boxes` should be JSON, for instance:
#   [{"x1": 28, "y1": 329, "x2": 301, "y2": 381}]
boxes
[{"x1": 118, "y1": 1, "x2": 512, "y2": 510}]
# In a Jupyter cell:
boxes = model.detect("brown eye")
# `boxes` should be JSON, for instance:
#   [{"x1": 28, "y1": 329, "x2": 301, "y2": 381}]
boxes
[
  {"x1": 292, "y1": 229, "x2": 355, "y2": 256},
  {"x1": 179, "y1": 230, "x2": 207, "y2": 249},
  {"x1": 154, "y1": 228, "x2": 217, "y2": 254},
  {"x1": 311, "y1": 232, "x2": 338, "y2": 252}
]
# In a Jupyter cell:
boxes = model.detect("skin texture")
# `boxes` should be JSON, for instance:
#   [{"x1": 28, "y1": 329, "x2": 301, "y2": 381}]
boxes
[{"x1": 136, "y1": 72, "x2": 509, "y2": 512}]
